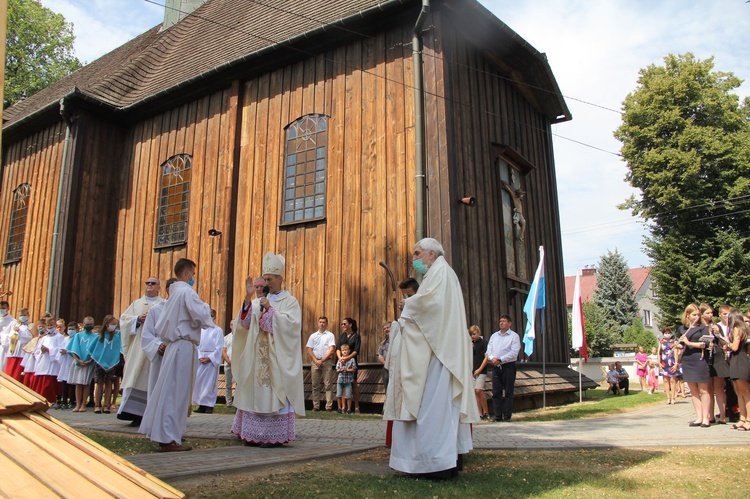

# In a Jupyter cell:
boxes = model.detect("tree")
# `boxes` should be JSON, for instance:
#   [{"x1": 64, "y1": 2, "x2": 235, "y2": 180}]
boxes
[
  {"x1": 593, "y1": 250, "x2": 639, "y2": 335},
  {"x1": 622, "y1": 318, "x2": 657, "y2": 352},
  {"x1": 581, "y1": 302, "x2": 619, "y2": 358},
  {"x1": 615, "y1": 53, "x2": 750, "y2": 326},
  {"x1": 5, "y1": 0, "x2": 82, "y2": 108}
]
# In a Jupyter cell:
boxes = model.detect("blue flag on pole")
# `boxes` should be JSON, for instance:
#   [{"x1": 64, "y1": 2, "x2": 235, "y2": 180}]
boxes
[{"x1": 523, "y1": 246, "x2": 546, "y2": 357}]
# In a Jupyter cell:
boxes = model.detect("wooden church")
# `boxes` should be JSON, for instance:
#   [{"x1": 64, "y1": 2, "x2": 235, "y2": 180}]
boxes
[{"x1": 1, "y1": 0, "x2": 578, "y2": 392}]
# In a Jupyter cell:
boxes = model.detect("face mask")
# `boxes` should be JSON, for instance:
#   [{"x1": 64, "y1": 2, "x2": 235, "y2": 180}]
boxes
[
  {"x1": 48, "y1": 328, "x2": 57, "y2": 334},
  {"x1": 107, "y1": 324, "x2": 117, "y2": 332},
  {"x1": 188, "y1": 277, "x2": 195, "y2": 287},
  {"x1": 84, "y1": 325, "x2": 94, "y2": 332},
  {"x1": 664, "y1": 334, "x2": 672, "y2": 339},
  {"x1": 0, "y1": 309, "x2": 7, "y2": 317},
  {"x1": 19, "y1": 315, "x2": 28, "y2": 323},
  {"x1": 412, "y1": 259, "x2": 428, "y2": 274}
]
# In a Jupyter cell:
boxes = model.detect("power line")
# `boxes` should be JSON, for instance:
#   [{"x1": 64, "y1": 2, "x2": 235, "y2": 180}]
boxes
[{"x1": 142, "y1": 0, "x2": 624, "y2": 157}]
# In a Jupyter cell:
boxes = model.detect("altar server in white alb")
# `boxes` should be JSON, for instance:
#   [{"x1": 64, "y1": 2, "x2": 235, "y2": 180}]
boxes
[
  {"x1": 385, "y1": 238, "x2": 479, "y2": 478},
  {"x1": 0, "y1": 301, "x2": 16, "y2": 371},
  {"x1": 139, "y1": 259, "x2": 213, "y2": 452},
  {"x1": 118, "y1": 277, "x2": 164, "y2": 425},
  {"x1": 192, "y1": 309, "x2": 224, "y2": 414},
  {"x1": 231, "y1": 252, "x2": 305, "y2": 447},
  {"x1": 141, "y1": 278, "x2": 176, "y2": 396}
]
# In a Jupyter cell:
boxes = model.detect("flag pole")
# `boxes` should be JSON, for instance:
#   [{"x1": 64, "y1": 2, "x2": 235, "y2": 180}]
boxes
[
  {"x1": 578, "y1": 356, "x2": 582, "y2": 403},
  {"x1": 542, "y1": 308, "x2": 546, "y2": 409}
]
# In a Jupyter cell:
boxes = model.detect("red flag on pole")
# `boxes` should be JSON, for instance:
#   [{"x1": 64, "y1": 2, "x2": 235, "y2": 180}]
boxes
[{"x1": 572, "y1": 270, "x2": 588, "y2": 361}]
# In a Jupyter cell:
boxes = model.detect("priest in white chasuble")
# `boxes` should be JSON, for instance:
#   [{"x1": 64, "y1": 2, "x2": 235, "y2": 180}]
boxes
[
  {"x1": 386, "y1": 238, "x2": 479, "y2": 477},
  {"x1": 118, "y1": 277, "x2": 164, "y2": 425},
  {"x1": 231, "y1": 252, "x2": 305, "y2": 448}
]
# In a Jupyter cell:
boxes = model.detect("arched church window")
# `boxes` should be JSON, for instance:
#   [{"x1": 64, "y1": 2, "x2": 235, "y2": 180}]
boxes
[
  {"x1": 4, "y1": 183, "x2": 31, "y2": 263},
  {"x1": 155, "y1": 154, "x2": 191, "y2": 248},
  {"x1": 281, "y1": 114, "x2": 328, "y2": 225}
]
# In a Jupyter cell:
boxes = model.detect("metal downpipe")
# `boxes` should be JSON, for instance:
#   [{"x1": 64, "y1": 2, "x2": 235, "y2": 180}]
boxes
[{"x1": 413, "y1": 0, "x2": 430, "y2": 242}]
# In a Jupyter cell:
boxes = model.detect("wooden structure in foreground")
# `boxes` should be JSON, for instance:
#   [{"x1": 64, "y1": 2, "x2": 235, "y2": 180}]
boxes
[{"x1": 0, "y1": 372, "x2": 183, "y2": 498}]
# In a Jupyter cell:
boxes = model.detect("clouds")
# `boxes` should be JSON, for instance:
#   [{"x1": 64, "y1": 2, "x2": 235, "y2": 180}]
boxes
[
  {"x1": 484, "y1": 0, "x2": 750, "y2": 273},
  {"x1": 41, "y1": 0, "x2": 163, "y2": 63},
  {"x1": 39, "y1": 0, "x2": 749, "y2": 274}
]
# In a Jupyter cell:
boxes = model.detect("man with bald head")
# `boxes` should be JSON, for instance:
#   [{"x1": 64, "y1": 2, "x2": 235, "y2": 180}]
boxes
[{"x1": 117, "y1": 276, "x2": 164, "y2": 425}]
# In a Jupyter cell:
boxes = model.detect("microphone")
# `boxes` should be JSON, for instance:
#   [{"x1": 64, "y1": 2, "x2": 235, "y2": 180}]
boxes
[{"x1": 260, "y1": 286, "x2": 270, "y2": 311}]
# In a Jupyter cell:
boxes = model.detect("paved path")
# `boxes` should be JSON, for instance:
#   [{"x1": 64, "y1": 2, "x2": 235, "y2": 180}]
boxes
[{"x1": 53, "y1": 398, "x2": 750, "y2": 480}]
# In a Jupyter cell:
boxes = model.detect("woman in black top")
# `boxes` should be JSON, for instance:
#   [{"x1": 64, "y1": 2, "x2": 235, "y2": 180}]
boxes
[
  {"x1": 469, "y1": 325, "x2": 489, "y2": 420},
  {"x1": 677, "y1": 304, "x2": 712, "y2": 427},
  {"x1": 701, "y1": 303, "x2": 729, "y2": 424},
  {"x1": 337, "y1": 318, "x2": 361, "y2": 413}
]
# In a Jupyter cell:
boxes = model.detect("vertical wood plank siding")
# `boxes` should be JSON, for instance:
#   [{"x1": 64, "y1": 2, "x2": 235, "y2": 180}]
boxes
[
  {"x1": 437, "y1": 12, "x2": 569, "y2": 363},
  {"x1": 233, "y1": 28, "x2": 417, "y2": 362},
  {"x1": 0, "y1": 124, "x2": 65, "y2": 320},
  {"x1": 2, "y1": 10, "x2": 567, "y2": 365}
]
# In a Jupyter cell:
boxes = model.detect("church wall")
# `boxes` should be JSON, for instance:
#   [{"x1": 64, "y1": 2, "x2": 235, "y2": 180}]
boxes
[
  {"x1": 0, "y1": 123, "x2": 66, "y2": 320},
  {"x1": 436, "y1": 14, "x2": 570, "y2": 364},
  {"x1": 232, "y1": 24, "x2": 420, "y2": 362},
  {"x1": 110, "y1": 87, "x2": 239, "y2": 330}
]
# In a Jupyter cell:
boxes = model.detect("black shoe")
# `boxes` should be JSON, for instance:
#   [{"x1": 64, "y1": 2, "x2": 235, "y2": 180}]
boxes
[
  {"x1": 494, "y1": 418, "x2": 503, "y2": 422},
  {"x1": 205, "y1": 407, "x2": 213, "y2": 414},
  {"x1": 688, "y1": 421, "x2": 702, "y2": 427},
  {"x1": 195, "y1": 406, "x2": 206, "y2": 413}
]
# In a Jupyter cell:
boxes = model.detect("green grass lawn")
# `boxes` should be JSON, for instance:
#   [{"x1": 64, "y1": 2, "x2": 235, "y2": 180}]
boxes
[
  {"x1": 178, "y1": 446, "x2": 750, "y2": 498},
  {"x1": 514, "y1": 388, "x2": 667, "y2": 422}
]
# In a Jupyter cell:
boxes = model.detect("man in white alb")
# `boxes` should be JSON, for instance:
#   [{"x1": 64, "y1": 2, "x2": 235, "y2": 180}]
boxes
[
  {"x1": 385, "y1": 238, "x2": 479, "y2": 477},
  {"x1": 118, "y1": 277, "x2": 164, "y2": 425},
  {"x1": 193, "y1": 309, "x2": 224, "y2": 413},
  {"x1": 139, "y1": 259, "x2": 213, "y2": 452}
]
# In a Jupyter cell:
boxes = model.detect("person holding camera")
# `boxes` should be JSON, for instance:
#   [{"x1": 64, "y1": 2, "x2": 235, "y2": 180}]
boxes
[{"x1": 677, "y1": 303, "x2": 712, "y2": 427}]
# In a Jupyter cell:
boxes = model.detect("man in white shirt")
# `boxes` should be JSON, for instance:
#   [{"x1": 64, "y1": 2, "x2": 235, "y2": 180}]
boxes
[
  {"x1": 306, "y1": 316, "x2": 336, "y2": 411},
  {"x1": 486, "y1": 315, "x2": 521, "y2": 422}
]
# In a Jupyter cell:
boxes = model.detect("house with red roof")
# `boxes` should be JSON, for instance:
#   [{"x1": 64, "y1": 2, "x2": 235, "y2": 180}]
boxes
[{"x1": 564, "y1": 267, "x2": 661, "y2": 337}]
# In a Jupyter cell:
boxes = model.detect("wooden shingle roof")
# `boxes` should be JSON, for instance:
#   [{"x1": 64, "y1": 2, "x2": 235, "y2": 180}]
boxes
[
  {"x1": 4, "y1": 0, "x2": 570, "y2": 132},
  {"x1": 3, "y1": 0, "x2": 410, "y2": 127},
  {"x1": 0, "y1": 372, "x2": 184, "y2": 498}
]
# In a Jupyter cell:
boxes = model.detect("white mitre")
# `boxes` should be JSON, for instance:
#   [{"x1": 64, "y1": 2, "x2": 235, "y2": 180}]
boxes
[{"x1": 262, "y1": 252, "x2": 285, "y2": 276}]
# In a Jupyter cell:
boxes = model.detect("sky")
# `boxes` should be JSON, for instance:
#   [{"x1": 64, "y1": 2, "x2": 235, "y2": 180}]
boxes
[{"x1": 40, "y1": 0, "x2": 750, "y2": 275}]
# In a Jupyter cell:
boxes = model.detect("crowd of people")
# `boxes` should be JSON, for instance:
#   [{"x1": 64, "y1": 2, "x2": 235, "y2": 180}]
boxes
[
  {"x1": 599, "y1": 303, "x2": 750, "y2": 431},
  {"x1": 1, "y1": 237, "x2": 488, "y2": 477},
  {"x1": 659, "y1": 303, "x2": 750, "y2": 430}
]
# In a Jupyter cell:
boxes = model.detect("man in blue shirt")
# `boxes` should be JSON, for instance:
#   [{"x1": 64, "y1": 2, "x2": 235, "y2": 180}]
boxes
[{"x1": 486, "y1": 315, "x2": 521, "y2": 422}]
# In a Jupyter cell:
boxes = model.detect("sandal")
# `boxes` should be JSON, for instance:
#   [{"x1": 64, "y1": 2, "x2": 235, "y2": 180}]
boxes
[
  {"x1": 103, "y1": 409, "x2": 111, "y2": 414},
  {"x1": 94, "y1": 408, "x2": 102, "y2": 414}
]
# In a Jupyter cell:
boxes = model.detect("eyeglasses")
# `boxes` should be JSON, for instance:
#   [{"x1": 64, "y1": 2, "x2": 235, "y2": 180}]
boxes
[
  {"x1": 145, "y1": 282, "x2": 158, "y2": 286},
  {"x1": 341, "y1": 323, "x2": 349, "y2": 326}
]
